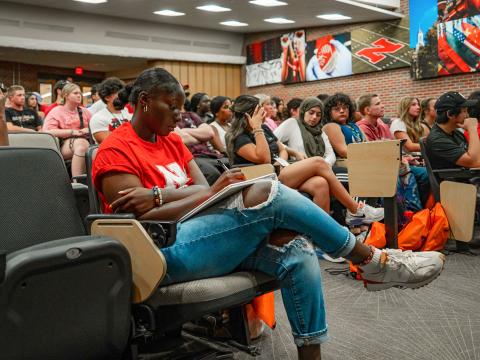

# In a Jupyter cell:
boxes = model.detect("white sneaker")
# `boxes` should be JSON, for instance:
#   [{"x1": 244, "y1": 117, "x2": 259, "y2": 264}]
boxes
[
  {"x1": 360, "y1": 249, "x2": 445, "y2": 291},
  {"x1": 346, "y1": 203, "x2": 384, "y2": 225}
]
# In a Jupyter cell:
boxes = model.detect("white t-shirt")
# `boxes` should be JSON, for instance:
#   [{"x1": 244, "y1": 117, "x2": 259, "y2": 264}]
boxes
[
  {"x1": 389, "y1": 118, "x2": 407, "y2": 134},
  {"x1": 274, "y1": 117, "x2": 336, "y2": 166},
  {"x1": 89, "y1": 108, "x2": 132, "y2": 143},
  {"x1": 88, "y1": 100, "x2": 107, "y2": 116},
  {"x1": 210, "y1": 121, "x2": 228, "y2": 148}
]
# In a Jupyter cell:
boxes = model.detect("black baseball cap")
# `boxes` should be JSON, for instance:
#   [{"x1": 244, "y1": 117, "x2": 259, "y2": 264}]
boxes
[{"x1": 435, "y1": 91, "x2": 478, "y2": 112}]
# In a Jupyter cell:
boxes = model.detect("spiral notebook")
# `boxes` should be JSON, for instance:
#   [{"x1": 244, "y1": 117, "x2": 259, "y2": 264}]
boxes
[{"x1": 178, "y1": 173, "x2": 277, "y2": 222}]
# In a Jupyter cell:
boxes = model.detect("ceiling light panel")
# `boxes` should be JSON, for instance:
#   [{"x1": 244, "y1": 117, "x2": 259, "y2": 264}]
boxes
[
  {"x1": 220, "y1": 20, "x2": 248, "y2": 27},
  {"x1": 249, "y1": 0, "x2": 287, "y2": 6},
  {"x1": 73, "y1": 0, "x2": 108, "y2": 3},
  {"x1": 153, "y1": 10, "x2": 186, "y2": 16},
  {"x1": 196, "y1": 5, "x2": 231, "y2": 12},
  {"x1": 264, "y1": 17, "x2": 295, "y2": 24},
  {"x1": 316, "y1": 14, "x2": 352, "y2": 20}
]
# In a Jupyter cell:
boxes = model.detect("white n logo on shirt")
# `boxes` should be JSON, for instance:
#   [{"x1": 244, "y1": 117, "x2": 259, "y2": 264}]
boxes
[{"x1": 156, "y1": 163, "x2": 189, "y2": 188}]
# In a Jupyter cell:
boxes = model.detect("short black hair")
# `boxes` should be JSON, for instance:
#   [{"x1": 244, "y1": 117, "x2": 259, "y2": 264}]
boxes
[
  {"x1": 116, "y1": 67, "x2": 183, "y2": 107},
  {"x1": 436, "y1": 108, "x2": 462, "y2": 124},
  {"x1": 317, "y1": 94, "x2": 329, "y2": 103},
  {"x1": 286, "y1": 98, "x2": 303, "y2": 114},
  {"x1": 91, "y1": 83, "x2": 100, "y2": 96},
  {"x1": 98, "y1": 77, "x2": 125, "y2": 103},
  {"x1": 323, "y1": 93, "x2": 356, "y2": 124}
]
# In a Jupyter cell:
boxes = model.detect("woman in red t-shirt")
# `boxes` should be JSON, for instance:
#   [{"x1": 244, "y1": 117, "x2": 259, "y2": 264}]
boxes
[{"x1": 91, "y1": 67, "x2": 444, "y2": 359}]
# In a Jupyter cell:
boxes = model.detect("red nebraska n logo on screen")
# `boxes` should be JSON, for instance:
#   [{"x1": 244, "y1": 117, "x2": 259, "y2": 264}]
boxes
[{"x1": 356, "y1": 38, "x2": 404, "y2": 64}]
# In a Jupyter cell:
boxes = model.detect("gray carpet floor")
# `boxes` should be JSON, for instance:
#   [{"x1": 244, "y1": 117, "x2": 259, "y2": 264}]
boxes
[{"x1": 237, "y1": 239, "x2": 480, "y2": 360}]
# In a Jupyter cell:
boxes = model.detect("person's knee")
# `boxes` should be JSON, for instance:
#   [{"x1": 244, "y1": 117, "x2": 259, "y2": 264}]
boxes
[
  {"x1": 311, "y1": 156, "x2": 330, "y2": 172},
  {"x1": 311, "y1": 176, "x2": 329, "y2": 194},
  {"x1": 243, "y1": 181, "x2": 272, "y2": 208},
  {"x1": 74, "y1": 139, "x2": 89, "y2": 154}
]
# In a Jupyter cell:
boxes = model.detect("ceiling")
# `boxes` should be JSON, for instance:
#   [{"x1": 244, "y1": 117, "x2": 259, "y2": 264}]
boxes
[{"x1": 3, "y1": 0, "x2": 402, "y2": 33}]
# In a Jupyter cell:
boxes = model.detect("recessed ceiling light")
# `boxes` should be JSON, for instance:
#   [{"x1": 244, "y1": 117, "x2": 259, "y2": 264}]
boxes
[
  {"x1": 316, "y1": 13, "x2": 352, "y2": 20},
  {"x1": 153, "y1": 10, "x2": 186, "y2": 16},
  {"x1": 220, "y1": 20, "x2": 248, "y2": 27},
  {"x1": 73, "y1": 0, "x2": 108, "y2": 3},
  {"x1": 249, "y1": 0, "x2": 287, "y2": 6},
  {"x1": 264, "y1": 17, "x2": 295, "y2": 24},
  {"x1": 196, "y1": 5, "x2": 231, "y2": 12}
]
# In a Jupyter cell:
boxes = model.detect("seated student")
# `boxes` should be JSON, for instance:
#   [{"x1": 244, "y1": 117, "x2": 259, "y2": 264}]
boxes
[
  {"x1": 357, "y1": 94, "x2": 430, "y2": 211},
  {"x1": 271, "y1": 96, "x2": 285, "y2": 125},
  {"x1": 322, "y1": 93, "x2": 366, "y2": 159},
  {"x1": 226, "y1": 94, "x2": 383, "y2": 225},
  {"x1": 356, "y1": 94, "x2": 393, "y2": 141},
  {"x1": 43, "y1": 83, "x2": 92, "y2": 178},
  {"x1": 26, "y1": 92, "x2": 45, "y2": 121},
  {"x1": 390, "y1": 97, "x2": 429, "y2": 153},
  {"x1": 90, "y1": 77, "x2": 132, "y2": 144},
  {"x1": 274, "y1": 97, "x2": 335, "y2": 166},
  {"x1": 91, "y1": 67, "x2": 445, "y2": 360},
  {"x1": 420, "y1": 97, "x2": 437, "y2": 136},
  {"x1": 255, "y1": 94, "x2": 278, "y2": 131},
  {"x1": 189, "y1": 92, "x2": 214, "y2": 123},
  {"x1": 285, "y1": 97, "x2": 303, "y2": 120},
  {"x1": 177, "y1": 105, "x2": 225, "y2": 185},
  {"x1": 5, "y1": 85, "x2": 42, "y2": 132},
  {"x1": 209, "y1": 96, "x2": 232, "y2": 154},
  {"x1": 0, "y1": 89, "x2": 8, "y2": 146},
  {"x1": 426, "y1": 91, "x2": 480, "y2": 169},
  {"x1": 44, "y1": 80, "x2": 69, "y2": 116},
  {"x1": 463, "y1": 91, "x2": 480, "y2": 141}
]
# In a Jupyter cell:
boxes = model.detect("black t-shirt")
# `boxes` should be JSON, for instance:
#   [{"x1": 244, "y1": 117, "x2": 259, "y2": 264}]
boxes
[
  {"x1": 425, "y1": 124, "x2": 468, "y2": 169},
  {"x1": 5, "y1": 108, "x2": 42, "y2": 130},
  {"x1": 232, "y1": 124, "x2": 279, "y2": 165}
]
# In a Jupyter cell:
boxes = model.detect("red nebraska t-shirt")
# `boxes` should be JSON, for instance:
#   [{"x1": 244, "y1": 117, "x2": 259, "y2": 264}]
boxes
[{"x1": 92, "y1": 122, "x2": 194, "y2": 212}]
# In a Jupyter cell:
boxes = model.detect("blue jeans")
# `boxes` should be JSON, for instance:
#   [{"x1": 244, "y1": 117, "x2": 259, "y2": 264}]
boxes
[{"x1": 160, "y1": 181, "x2": 356, "y2": 346}]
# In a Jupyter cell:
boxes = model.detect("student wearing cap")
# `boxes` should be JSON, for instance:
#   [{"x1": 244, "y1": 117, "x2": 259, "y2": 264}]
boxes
[{"x1": 425, "y1": 91, "x2": 480, "y2": 169}]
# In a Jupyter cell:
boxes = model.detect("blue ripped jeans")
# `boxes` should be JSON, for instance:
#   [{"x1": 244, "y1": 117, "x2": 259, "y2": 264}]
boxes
[{"x1": 160, "y1": 181, "x2": 356, "y2": 346}]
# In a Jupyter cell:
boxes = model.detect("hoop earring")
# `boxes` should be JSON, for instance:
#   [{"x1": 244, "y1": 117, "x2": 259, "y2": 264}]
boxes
[{"x1": 143, "y1": 104, "x2": 149, "y2": 112}]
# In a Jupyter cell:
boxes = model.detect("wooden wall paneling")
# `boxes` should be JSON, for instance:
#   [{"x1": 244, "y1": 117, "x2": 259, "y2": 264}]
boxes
[
  {"x1": 203, "y1": 63, "x2": 213, "y2": 96},
  {"x1": 232, "y1": 66, "x2": 241, "y2": 98},
  {"x1": 226, "y1": 65, "x2": 235, "y2": 98},
  {"x1": 187, "y1": 62, "x2": 197, "y2": 93},
  {"x1": 218, "y1": 64, "x2": 227, "y2": 97},
  {"x1": 195, "y1": 63, "x2": 205, "y2": 94},
  {"x1": 180, "y1": 63, "x2": 188, "y2": 86},
  {"x1": 171, "y1": 61, "x2": 181, "y2": 80}
]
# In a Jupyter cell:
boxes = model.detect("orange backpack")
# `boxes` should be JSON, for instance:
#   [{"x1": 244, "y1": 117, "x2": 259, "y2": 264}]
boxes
[{"x1": 349, "y1": 203, "x2": 449, "y2": 280}]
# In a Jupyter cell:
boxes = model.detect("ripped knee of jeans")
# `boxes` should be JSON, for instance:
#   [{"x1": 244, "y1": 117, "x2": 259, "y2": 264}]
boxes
[
  {"x1": 267, "y1": 235, "x2": 315, "y2": 256},
  {"x1": 238, "y1": 180, "x2": 278, "y2": 211}
]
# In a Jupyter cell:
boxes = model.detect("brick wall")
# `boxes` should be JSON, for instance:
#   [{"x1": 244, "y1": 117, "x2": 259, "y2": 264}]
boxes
[{"x1": 243, "y1": 0, "x2": 480, "y2": 117}]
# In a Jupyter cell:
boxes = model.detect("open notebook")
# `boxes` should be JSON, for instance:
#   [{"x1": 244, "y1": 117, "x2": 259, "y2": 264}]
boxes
[{"x1": 178, "y1": 173, "x2": 277, "y2": 222}]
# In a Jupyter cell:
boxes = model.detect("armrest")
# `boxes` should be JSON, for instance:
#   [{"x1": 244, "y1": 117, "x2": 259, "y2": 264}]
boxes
[
  {"x1": 85, "y1": 213, "x2": 135, "y2": 234},
  {"x1": 86, "y1": 214, "x2": 177, "y2": 247}
]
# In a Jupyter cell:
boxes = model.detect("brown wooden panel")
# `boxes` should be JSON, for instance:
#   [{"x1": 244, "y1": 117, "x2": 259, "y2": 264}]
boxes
[
  {"x1": 218, "y1": 64, "x2": 227, "y2": 97},
  {"x1": 225, "y1": 65, "x2": 235, "y2": 98},
  {"x1": 204, "y1": 63, "x2": 213, "y2": 96},
  {"x1": 195, "y1": 63, "x2": 204, "y2": 94},
  {"x1": 231, "y1": 66, "x2": 241, "y2": 98},
  {"x1": 171, "y1": 61, "x2": 181, "y2": 79},
  {"x1": 188, "y1": 62, "x2": 197, "y2": 93},
  {"x1": 180, "y1": 63, "x2": 189, "y2": 86}
]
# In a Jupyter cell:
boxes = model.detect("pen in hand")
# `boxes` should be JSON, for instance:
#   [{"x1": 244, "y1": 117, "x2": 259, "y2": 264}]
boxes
[{"x1": 217, "y1": 159, "x2": 231, "y2": 173}]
